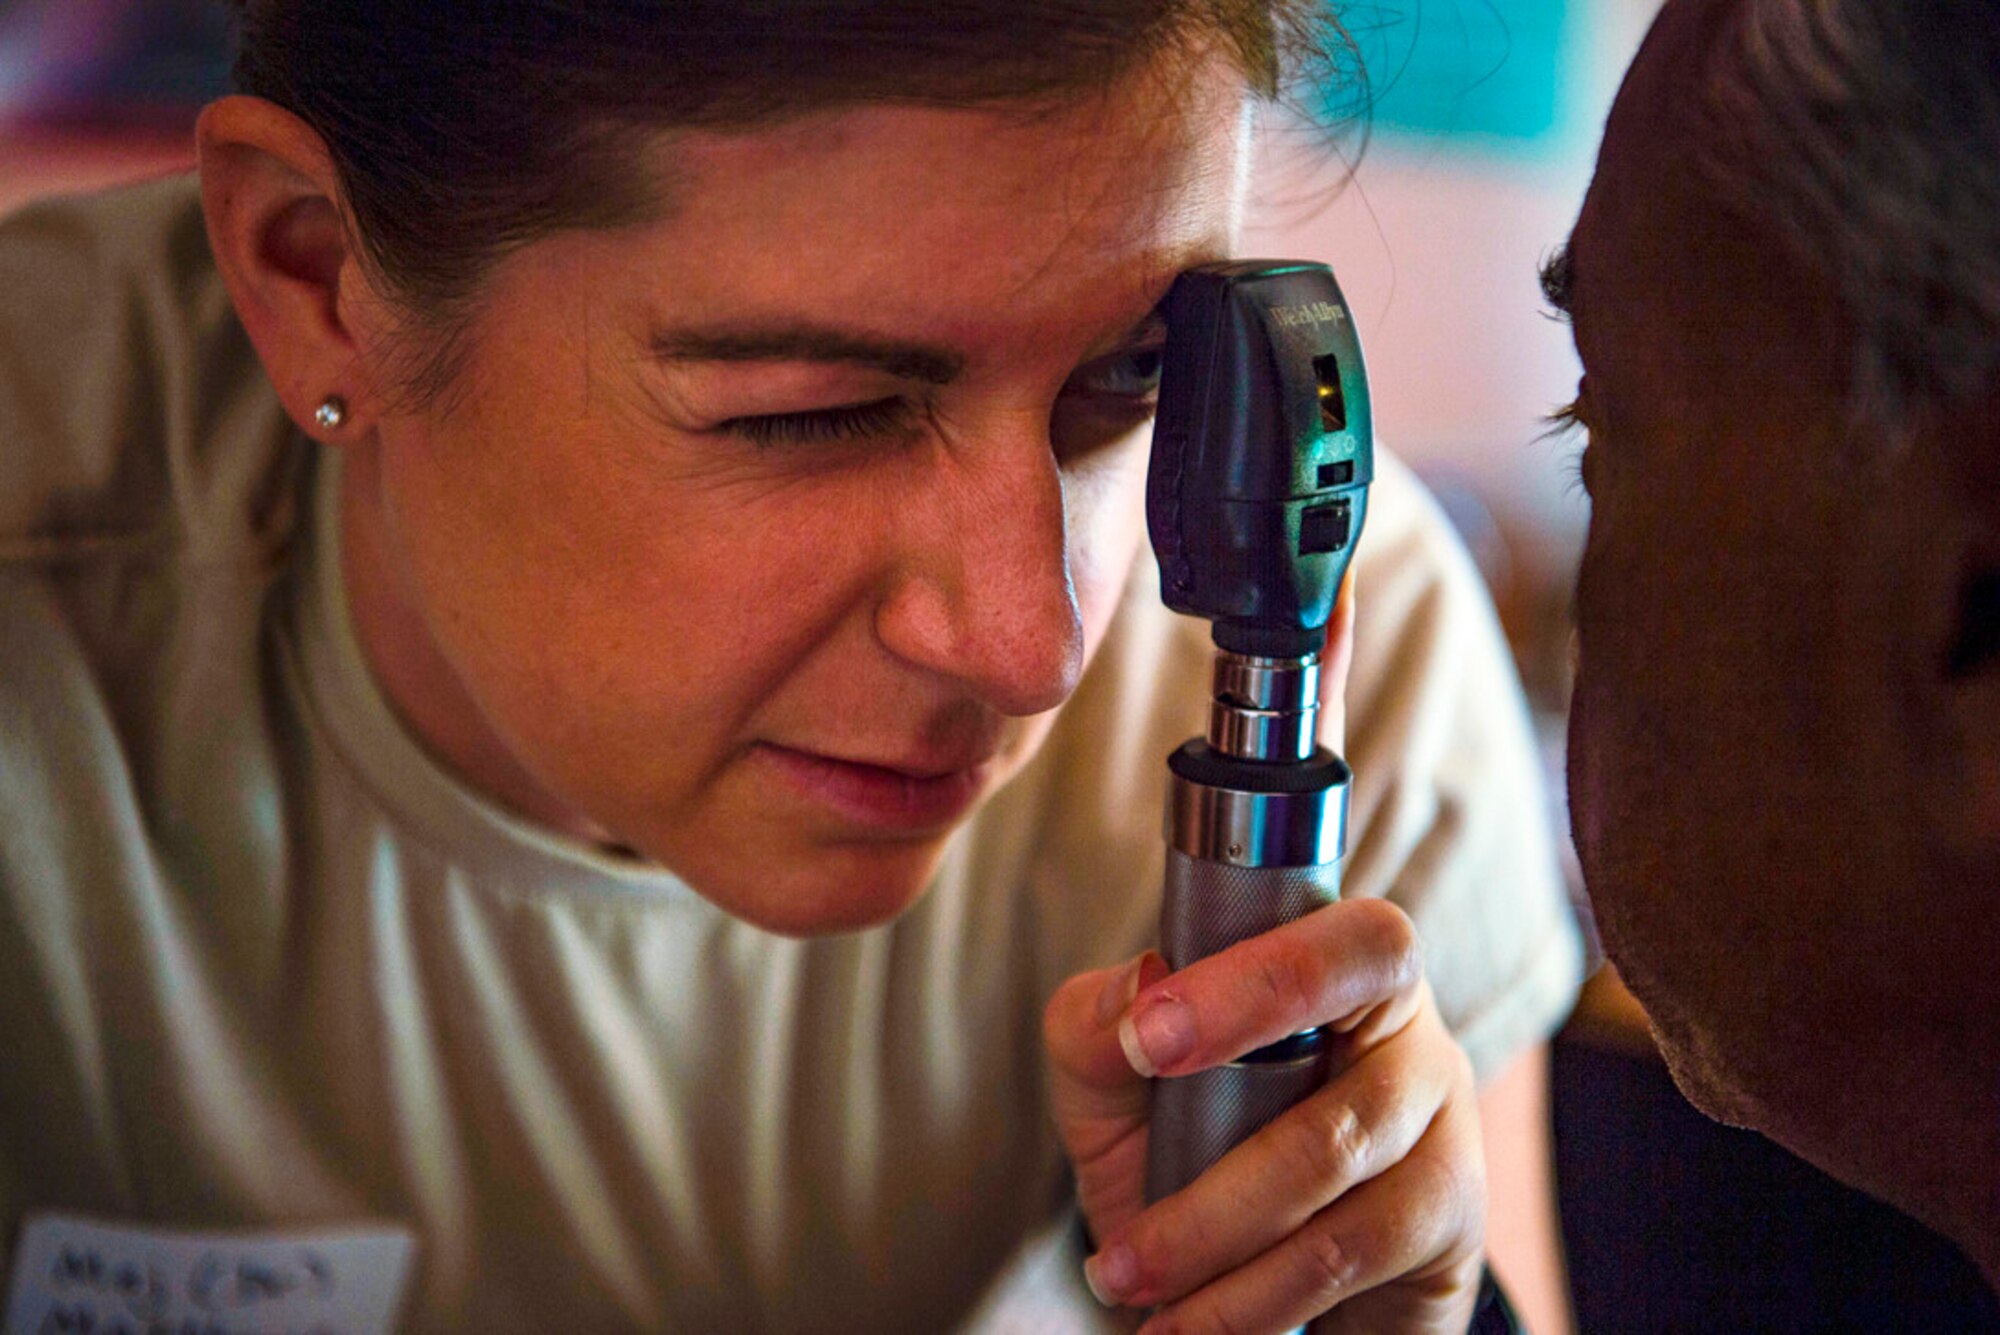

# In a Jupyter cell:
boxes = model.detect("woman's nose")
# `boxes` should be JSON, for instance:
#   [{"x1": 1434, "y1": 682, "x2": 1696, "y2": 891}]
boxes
[{"x1": 873, "y1": 436, "x2": 1084, "y2": 717}]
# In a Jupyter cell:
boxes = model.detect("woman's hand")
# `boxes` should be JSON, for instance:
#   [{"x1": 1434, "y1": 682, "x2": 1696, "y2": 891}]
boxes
[
  {"x1": 1044, "y1": 902, "x2": 1486, "y2": 1333},
  {"x1": 1040, "y1": 573, "x2": 1487, "y2": 1333}
]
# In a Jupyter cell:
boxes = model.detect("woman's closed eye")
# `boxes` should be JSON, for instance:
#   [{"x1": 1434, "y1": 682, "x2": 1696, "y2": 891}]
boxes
[
  {"x1": 715, "y1": 343, "x2": 1165, "y2": 453},
  {"x1": 720, "y1": 396, "x2": 919, "y2": 447}
]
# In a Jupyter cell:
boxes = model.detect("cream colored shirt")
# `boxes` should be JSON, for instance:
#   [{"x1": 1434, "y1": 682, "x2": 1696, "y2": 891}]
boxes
[{"x1": 0, "y1": 178, "x2": 1582, "y2": 1332}]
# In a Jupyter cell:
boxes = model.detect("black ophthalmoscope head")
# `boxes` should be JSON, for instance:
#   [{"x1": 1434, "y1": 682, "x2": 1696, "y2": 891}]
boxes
[{"x1": 1146, "y1": 261, "x2": 1374, "y2": 659}]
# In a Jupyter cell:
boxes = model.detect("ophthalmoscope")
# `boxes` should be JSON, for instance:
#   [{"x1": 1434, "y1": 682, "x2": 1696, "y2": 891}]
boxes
[{"x1": 1142, "y1": 260, "x2": 1374, "y2": 1204}]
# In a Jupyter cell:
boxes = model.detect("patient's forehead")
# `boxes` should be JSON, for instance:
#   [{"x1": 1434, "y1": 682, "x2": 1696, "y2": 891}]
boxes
[
  {"x1": 1574, "y1": 0, "x2": 1736, "y2": 287},
  {"x1": 1569, "y1": 0, "x2": 1847, "y2": 438}
]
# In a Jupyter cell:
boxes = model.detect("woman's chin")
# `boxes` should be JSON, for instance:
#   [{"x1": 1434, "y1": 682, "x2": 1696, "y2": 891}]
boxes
[{"x1": 662, "y1": 835, "x2": 957, "y2": 938}]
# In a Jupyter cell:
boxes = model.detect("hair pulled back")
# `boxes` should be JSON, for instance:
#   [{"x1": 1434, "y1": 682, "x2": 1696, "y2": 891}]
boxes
[{"x1": 225, "y1": 0, "x2": 1349, "y2": 377}]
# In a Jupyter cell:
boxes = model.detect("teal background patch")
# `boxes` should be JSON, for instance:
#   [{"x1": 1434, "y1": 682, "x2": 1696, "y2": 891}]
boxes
[{"x1": 1323, "y1": 0, "x2": 1574, "y2": 150}]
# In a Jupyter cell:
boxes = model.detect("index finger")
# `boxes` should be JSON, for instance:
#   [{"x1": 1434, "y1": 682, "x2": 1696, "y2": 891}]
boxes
[
  {"x1": 1318, "y1": 564, "x2": 1357, "y2": 744},
  {"x1": 1114, "y1": 896, "x2": 1423, "y2": 1081}
]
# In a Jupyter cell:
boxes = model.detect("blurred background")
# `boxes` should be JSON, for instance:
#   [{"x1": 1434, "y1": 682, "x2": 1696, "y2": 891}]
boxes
[{"x1": 2, "y1": 2, "x2": 1993, "y2": 1329}]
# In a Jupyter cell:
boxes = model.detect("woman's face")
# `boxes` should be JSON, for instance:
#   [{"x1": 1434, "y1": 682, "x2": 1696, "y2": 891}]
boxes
[{"x1": 340, "y1": 52, "x2": 1252, "y2": 933}]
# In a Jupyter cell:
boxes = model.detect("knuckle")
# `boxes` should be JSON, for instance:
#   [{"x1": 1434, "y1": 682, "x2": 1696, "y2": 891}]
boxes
[
  {"x1": 1209, "y1": 1305, "x2": 1248, "y2": 1335},
  {"x1": 1249, "y1": 938, "x2": 1323, "y2": 1020},
  {"x1": 1292, "y1": 1220, "x2": 1363, "y2": 1308},
  {"x1": 1126, "y1": 1207, "x2": 1214, "y2": 1306},
  {"x1": 1346, "y1": 898, "x2": 1421, "y2": 987},
  {"x1": 1359, "y1": 896, "x2": 1420, "y2": 958},
  {"x1": 1295, "y1": 1097, "x2": 1370, "y2": 1193}
]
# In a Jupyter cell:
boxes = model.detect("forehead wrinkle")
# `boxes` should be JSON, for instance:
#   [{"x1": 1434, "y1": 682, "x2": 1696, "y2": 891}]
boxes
[{"x1": 595, "y1": 48, "x2": 1245, "y2": 392}]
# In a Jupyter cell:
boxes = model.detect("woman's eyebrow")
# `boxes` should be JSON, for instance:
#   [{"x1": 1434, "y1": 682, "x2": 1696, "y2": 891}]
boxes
[{"x1": 648, "y1": 322, "x2": 964, "y2": 384}]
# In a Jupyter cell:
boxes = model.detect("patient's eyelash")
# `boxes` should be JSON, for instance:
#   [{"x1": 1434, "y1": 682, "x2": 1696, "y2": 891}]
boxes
[
  {"x1": 1543, "y1": 398, "x2": 1584, "y2": 439},
  {"x1": 1542, "y1": 398, "x2": 1590, "y2": 498},
  {"x1": 1539, "y1": 245, "x2": 1575, "y2": 322}
]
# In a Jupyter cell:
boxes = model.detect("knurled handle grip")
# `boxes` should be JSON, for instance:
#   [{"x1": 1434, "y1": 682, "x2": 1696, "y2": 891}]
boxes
[
  {"x1": 1147, "y1": 1047, "x2": 1332, "y2": 1200},
  {"x1": 1146, "y1": 849, "x2": 1344, "y2": 1202}
]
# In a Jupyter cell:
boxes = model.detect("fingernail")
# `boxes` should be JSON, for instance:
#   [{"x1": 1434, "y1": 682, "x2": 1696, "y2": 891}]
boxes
[
  {"x1": 1083, "y1": 1243, "x2": 1137, "y2": 1307},
  {"x1": 1094, "y1": 955, "x2": 1144, "y2": 1028},
  {"x1": 1117, "y1": 996, "x2": 1195, "y2": 1077}
]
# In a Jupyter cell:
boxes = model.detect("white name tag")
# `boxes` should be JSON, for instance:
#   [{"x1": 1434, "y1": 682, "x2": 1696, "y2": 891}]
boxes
[{"x1": 5, "y1": 1214, "x2": 416, "y2": 1335}]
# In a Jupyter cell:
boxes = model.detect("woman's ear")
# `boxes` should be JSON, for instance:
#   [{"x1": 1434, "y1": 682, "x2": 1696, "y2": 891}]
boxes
[{"x1": 196, "y1": 94, "x2": 381, "y2": 444}]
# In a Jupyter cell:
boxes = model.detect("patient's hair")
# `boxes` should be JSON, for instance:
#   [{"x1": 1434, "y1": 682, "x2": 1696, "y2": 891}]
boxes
[
  {"x1": 1693, "y1": 0, "x2": 2000, "y2": 426},
  {"x1": 224, "y1": 1, "x2": 1353, "y2": 397}
]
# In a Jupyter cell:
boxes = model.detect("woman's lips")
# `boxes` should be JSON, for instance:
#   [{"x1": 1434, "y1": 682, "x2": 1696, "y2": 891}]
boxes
[{"x1": 757, "y1": 743, "x2": 992, "y2": 832}]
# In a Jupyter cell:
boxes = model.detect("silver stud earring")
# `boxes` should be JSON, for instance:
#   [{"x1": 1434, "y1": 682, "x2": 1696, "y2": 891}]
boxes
[{"x1": 314, "y1": 395, "x2": 348, "y2": 431}]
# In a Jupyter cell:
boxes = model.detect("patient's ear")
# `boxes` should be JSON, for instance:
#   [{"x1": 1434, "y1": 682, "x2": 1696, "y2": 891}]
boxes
[
  {"x1": 1924, "y1": 384, "x2": 2000, "y2": 850},
  {"x1": 196, "y1": 94, "x2": 381, "y2": 443}
]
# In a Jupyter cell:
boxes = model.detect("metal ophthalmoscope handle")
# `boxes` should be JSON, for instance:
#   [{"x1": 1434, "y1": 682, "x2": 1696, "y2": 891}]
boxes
[
  {"x1": 1140, "y1": 261, "x2": 1374, "y2": 1228},
  {"x1": 1145, "y1": 648, "x2": 1352, "y2": 1198}
]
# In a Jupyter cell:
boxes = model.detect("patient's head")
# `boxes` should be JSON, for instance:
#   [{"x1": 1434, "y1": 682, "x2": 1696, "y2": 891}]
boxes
[{"x1": 1554, "y1": 0, "x2": 2000, "y2": 1282}]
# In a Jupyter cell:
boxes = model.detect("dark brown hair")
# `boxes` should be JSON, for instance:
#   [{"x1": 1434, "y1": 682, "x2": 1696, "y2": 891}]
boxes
[{"x1": 226, "y1": 1, "x2": 1353, "y2": 395}]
